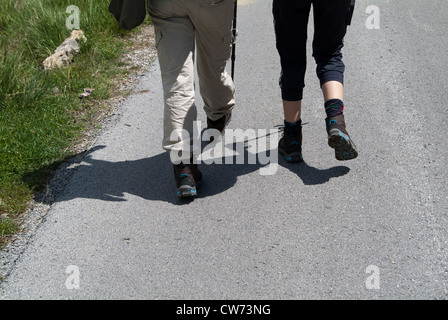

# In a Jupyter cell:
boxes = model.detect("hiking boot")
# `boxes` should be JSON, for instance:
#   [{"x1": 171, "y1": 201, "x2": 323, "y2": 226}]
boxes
[
  {"x1": 207, "y1": 112, "x2": 232, "y2": 133},
  {"x1": 326, "y1": 114, "x2": 358, "y2": 161},
  {"x1": 173, "y1": 163, "x2": 202, "y2": 199},
  {"x1": 278, "y1": 124, "x2": 303, "y2": 163},
  {"x1": 206, "y1": 112, "x2": 232, "y2": 143}
]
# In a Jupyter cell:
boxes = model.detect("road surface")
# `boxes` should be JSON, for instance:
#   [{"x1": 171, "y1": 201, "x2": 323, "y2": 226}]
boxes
[{"x1": 1, "y1": 0, "x2": 447, "y2": 299}]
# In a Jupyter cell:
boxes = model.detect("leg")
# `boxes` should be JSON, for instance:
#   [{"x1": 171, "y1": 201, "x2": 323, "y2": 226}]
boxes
[
  {"x1": 188, "y1": 0, "x2": 235, "y2": 123},
  {"x1": 282, "y1": 100, "x2": 302, "y2": 123},
  {"x1": 150, "y1": 12, "x2": 197, "y2": 163},
  {"x1": 273, "y1": 0, "x2": 311, "y2": 163},
  {"x1": 312, "y1": 0, "x2": 357, "y2": 160},
  {"x1": 312, "y1": 0, "x2": 350, "y2": 90},
  {"x1": 322, "y1": 80, "x2": 345, "y2": 118},
  {"x1": 322, "y1": 81, "x2": 344, "y2": 102},
  {"x1": 279, "y1": 100, "x2": 304, "y2": 163},
  {"x1": 273, "y1": 0, "x2": 312, "y2": 103},
  {"x1": 148, "y1": 0, "x2": 202, "y2": 198}
]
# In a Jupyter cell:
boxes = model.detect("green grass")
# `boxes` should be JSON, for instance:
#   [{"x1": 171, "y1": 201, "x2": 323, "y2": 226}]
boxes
[{"x1": 0, "y1": 0, "x2": 149, "y2": 246}]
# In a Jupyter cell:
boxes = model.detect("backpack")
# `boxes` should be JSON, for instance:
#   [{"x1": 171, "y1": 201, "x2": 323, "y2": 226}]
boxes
[{"x1": 109, "y1": 0, "x2": 147, "y2": 30}]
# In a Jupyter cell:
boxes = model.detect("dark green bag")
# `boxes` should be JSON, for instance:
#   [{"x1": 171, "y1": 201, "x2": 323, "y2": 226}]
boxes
[{"x1": 109, "y1": 0, "x2": 147, "y2": 30}]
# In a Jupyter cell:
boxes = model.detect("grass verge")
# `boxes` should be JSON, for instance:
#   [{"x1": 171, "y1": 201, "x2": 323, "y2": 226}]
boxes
[{"x1": 0, "y1": 0, "x2": 152, "y2": 248}]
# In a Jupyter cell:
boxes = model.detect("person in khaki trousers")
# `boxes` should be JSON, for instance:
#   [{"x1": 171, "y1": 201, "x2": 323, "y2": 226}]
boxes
[{"x1": 148, "y1": 0, "x2": 235, "y2": 199}]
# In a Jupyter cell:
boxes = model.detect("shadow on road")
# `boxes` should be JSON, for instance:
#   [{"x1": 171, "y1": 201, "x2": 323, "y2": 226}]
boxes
[
  {"x1": 278, "y1": 157, "x2": 350, "y2": 185},
  {"x1": 23, "y1": 140, "x2": 350, "y2": 206}
]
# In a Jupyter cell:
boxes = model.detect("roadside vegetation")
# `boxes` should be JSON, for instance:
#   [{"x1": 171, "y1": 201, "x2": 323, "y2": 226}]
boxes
[{"x1": 0, "y1": 0, "x2": 150, "y2": 247}]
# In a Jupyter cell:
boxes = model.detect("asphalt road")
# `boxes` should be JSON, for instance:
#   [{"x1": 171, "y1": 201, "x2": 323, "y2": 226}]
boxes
[{"x1": 1, "y1": 0, "x2": 447, "y2": 299}]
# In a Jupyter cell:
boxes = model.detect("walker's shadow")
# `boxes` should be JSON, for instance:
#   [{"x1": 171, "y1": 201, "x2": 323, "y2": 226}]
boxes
[
  {"x1": 24, "y1": 138, "x2": 350, "y2": 205},
  {"x1": 277, "y1": 156, "x2": 350, "y2": 185}
]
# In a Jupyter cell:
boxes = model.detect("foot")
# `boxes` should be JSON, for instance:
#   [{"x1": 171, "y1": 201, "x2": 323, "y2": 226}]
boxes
[
  {"x1": 206, "y1": 112, "x2": 232, "y2": 133},
  {"x1": 278, "y1": 123, "x2": 303, "y2": 163},
  {"x1": 326, "y1": 115, "x2": 358, "y2": 161},
  {"x1": 173, "y1": 163, "x2": 202, "y2": 199}
]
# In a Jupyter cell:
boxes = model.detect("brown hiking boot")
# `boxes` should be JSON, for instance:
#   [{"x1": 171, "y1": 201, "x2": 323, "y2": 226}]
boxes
[
  {"x1": 278, "y1": 123, "x2": 303, "y2": 163},
  {"x1": 326, "y1": 114, "x2": 358, "y2": 161},
  {"x1": 173, "y1": 163, "x2": 202, "y2": 199},
  {"x1": 206, "y1": 112, "x2": 232, "y2": 133}
]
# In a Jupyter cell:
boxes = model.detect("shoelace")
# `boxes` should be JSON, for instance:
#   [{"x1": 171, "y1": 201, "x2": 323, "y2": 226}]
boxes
[{"x1": 273, "y1": 124, "x2": 285, "y2": 132}]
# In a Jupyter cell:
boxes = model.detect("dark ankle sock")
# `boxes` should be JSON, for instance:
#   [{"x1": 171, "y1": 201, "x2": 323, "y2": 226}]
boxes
[
  {"x1": 284, "y1": 119, "x2": 302, "y2": 135},
  {"x1": 325, "y1": 99, "x2": 344, "y2": 118}
]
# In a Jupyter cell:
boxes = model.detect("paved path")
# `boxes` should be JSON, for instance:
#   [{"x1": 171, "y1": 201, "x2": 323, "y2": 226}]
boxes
[{"x1": 1, "y1": 0, "x2": 447, "y2": 299}]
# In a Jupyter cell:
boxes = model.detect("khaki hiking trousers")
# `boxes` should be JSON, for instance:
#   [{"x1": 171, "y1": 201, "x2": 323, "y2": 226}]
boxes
[{"x1": 148, "y1": 0, "x2": 236, "y2": 162}]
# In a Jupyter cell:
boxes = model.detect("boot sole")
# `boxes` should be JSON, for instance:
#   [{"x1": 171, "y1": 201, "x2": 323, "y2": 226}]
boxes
[
  {"x1": 176, "y1": 179, "x2": 202, "y2": 199},
  {"x1": 278, "y1": 148, "x2": 303, "y2": 163},
  {"x1": 177, "y1": 185, "x2": 197, "y2": 198},
  {"x1": 328, "y1": 132, "x2": 358, "y2": 161}
]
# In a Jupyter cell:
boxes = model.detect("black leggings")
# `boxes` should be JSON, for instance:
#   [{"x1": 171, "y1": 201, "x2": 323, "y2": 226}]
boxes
[{"x1": 273, "y1": 0, "x2": 353, "y2": 101}]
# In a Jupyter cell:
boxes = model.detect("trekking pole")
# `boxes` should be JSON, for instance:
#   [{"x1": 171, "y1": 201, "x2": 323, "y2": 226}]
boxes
[{"x1": 231, "y1": 0, "x2": 238, "y2": 80}]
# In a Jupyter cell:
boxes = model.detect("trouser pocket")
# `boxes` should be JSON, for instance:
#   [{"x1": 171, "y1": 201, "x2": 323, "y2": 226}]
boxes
[
  {"x1": 147, "y1": 0, "x2": 173, "y2": 18},
  {"x1": 199, "y1": 0, "x2": 233, "y2": 29}
]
